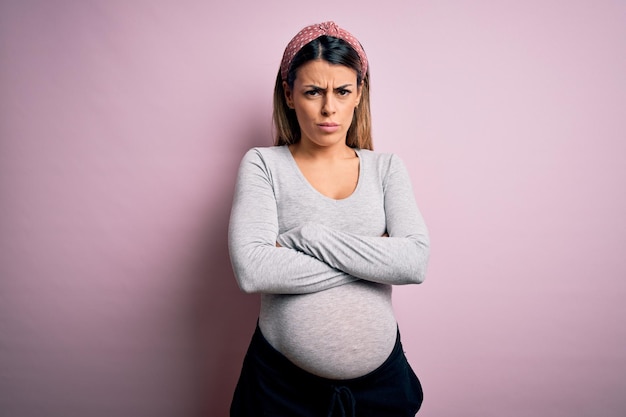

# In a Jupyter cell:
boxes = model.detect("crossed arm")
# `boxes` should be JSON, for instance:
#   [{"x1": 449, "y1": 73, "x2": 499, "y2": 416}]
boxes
[{"x1": 228, "y1": 149, "x2": 430, "y2": 295}]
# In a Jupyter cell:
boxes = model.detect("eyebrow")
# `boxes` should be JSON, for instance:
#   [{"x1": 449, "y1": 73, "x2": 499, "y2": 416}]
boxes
[{"x1": 304, "y1": 84, "x2": 354, "y2": 90}]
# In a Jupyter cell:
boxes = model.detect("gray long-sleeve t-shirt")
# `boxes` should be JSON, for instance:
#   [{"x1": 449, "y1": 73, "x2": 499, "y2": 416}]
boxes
[{"x1": 228, "y1": 145, "x2": 429, "y2": 379}]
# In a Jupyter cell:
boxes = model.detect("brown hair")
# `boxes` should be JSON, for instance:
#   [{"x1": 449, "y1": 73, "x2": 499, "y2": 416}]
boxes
[{"x1": 272, "y1": 35, "x2": 373, "y2": 150}]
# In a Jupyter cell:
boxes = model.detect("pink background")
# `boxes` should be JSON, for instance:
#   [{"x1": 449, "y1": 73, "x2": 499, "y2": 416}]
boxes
[{"x1": 1, "y1": 1, "x2": 625, "y2": 416}]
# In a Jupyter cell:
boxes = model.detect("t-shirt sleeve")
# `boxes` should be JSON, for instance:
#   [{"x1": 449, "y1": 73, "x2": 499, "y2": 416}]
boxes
[
  {"x1": 276, "y1": 154, "x2": 430, "y2": 285},
  {"x1": 228, "y1": 148, "x2": 359, "y2": 294}
]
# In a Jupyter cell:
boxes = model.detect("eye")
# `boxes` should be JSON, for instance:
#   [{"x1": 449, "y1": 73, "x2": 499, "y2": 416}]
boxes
[
  {"x1": 337, "y1": 89, "x2": 351, "y2": 96},
  {"x1": 305, "y1": 89, "x2": 321, "y2": 96}
]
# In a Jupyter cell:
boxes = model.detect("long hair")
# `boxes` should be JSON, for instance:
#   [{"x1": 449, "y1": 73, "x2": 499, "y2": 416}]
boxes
[{"x1": 272, "y1": 35, "x2": 373, "y2": 150}]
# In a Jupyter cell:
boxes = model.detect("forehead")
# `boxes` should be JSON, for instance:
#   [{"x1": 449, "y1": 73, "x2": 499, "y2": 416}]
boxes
[{"x1": 294, "y1": 59, "x2": 358, "y2": 85}]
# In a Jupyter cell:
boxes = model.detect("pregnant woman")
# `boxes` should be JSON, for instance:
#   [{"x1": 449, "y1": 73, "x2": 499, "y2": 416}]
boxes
[{"x1": 228, "y1": 21, "x2": 430, "y2": 417}]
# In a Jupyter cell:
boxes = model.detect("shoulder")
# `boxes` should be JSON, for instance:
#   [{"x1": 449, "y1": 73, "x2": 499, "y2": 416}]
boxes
[
  {"x1": 238, "y1": 145, "x2": 290, "y2": 169},
  {"x1": 356, "y1": 149, "x2": 407, "y2": 175},
  {"x1": 241, "y1": 145, "x2": 288, "y2": 161}
]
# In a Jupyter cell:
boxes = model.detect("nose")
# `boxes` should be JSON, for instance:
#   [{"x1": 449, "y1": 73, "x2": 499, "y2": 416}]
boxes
[{"x1": 321, "y1": 94, "x2": 336, "y2": 116}]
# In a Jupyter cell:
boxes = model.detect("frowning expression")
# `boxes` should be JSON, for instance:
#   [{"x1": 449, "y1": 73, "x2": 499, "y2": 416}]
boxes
[{"x1": 283, "y1": 59, "x2": 362, "y2": 149}]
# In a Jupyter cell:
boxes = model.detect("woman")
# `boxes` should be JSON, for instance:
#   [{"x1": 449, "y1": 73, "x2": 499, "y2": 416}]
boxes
[{"x1": 228, "y1": 21, "x2": 430, "y2": 416}]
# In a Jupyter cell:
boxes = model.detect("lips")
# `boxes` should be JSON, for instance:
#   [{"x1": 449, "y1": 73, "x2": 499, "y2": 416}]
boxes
[{"x1": 317, "y1": 122, "x2": 340, "y2": 133}]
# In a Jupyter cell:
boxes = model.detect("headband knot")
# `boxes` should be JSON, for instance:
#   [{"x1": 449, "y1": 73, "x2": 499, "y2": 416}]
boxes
[
  {"x1": 318, "y1": 21, "x2": 340, "y2": 37},
  {"x1": 279, "y1": 21, "x2": 368, "y2": 82}
]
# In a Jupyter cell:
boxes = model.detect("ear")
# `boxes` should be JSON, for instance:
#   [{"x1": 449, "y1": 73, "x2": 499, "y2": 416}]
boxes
[{"x1": 283, "y1": 81, "x2": 294, "y2": 109}]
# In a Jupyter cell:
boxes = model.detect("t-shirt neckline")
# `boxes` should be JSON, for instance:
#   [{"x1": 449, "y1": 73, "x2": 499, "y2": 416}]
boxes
[{"x1": 281, "y1": 145, "x2": 363, "y2": 202}]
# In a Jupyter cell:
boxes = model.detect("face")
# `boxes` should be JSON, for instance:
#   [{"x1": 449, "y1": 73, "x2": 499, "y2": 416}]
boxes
[{"x1": 283, "y1": 59, "x2": 362, "y2": 150}]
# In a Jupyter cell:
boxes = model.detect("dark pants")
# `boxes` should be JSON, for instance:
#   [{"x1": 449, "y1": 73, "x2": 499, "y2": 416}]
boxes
[{"x1": 231, "y1": 324, "x2": 423, "y2": 417}]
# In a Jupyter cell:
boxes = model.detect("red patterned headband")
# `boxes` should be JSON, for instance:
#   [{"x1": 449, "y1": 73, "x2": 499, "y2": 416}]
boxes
[{"x1": 280, "y1": 21, "x2": 368, "y2": 81}]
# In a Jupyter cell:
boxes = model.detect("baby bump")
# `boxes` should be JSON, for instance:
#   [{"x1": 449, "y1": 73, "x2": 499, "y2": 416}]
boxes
[{"x1": 259, "y1": 280, "x2": 398, "y2": 379}]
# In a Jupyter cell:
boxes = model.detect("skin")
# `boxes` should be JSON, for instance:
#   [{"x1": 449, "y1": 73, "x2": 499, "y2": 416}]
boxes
[{"x1": 282, "y1": 59, "x2": 362, "y2": 200}]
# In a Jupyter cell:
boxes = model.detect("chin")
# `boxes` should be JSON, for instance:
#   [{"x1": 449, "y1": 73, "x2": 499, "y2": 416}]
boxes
[
  {"x1": 309, "y1": 133, "x2": 348, "y2": 147},
  {"x1": 312, "y1": 139, "x2": 346, "y2": 148}
]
